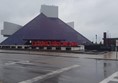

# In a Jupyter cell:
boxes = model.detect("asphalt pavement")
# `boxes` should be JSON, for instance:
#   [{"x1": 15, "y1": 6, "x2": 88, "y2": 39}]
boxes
[{"x1": 0, "y1": 50, "x2": 118, "y2": 83}]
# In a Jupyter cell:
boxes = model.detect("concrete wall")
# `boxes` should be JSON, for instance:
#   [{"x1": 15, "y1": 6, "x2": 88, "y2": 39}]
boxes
[
  {"x1": 40, "y1": 5, "x2": 58, "y2": 18},
  {"x1": 72, "y1": 45, "x2": 84, "y2": 51},
  {"x1": 0, "y1": 45, "x2": 85, "y2": 51}
]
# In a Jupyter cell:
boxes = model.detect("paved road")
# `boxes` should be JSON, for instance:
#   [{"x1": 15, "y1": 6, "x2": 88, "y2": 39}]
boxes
[{"x1": 0, "y1": 50, "x2": 118, "y2": 83}]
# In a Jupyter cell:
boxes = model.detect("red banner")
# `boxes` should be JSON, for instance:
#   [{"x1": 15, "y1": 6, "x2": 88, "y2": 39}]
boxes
[{"x1": 32, "y1": 41, "x2": 78, "y2": 47}]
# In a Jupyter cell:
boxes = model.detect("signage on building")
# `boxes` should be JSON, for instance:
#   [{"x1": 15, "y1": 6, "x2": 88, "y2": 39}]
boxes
[
  {"x1": 32, "y1": 41, "x2": 78, "y2": 47},
  {"x1": 116, "y1": 40, "x2": 118, "y2": 46}
]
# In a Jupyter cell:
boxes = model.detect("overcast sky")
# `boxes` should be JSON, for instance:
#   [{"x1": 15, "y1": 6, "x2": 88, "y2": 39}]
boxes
[{"x1": 0, "y1": 0, "x2": 118, "y2": 43}]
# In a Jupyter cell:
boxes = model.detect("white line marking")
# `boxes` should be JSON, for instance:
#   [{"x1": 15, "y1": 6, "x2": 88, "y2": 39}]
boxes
[
  {"x1": 100, "y1": 71, "x2": 118, "y2": 83},
  {"x1": 4, "y1": 60, "x2": 30, "y2": 66},
  {"x1": 5, "y1": 62, "x2": 18, "y2": 66},
  {"x1": 18, "y1": 65, "x2": 80, "y2": 83},
  {"x1": 112, "y1": 78, "x2": 118, "y2": 81}
]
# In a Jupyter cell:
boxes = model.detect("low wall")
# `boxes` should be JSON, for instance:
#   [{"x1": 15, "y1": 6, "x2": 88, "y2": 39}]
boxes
[{"x1": 0, "y1": 45, "x2": 84, "y2": 51}]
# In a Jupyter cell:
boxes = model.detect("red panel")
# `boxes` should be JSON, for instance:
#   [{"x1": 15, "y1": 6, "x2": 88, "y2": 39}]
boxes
[{"x1": 32, "y1": 41, "x2": 78, "y2": 47}]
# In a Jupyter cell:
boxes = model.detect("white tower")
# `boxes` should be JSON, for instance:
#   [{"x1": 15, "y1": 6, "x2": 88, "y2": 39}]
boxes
[
  {"x1": 1, "y1": 22, "x2": 22, "y2": 37},
  {"x1": 40, "y1": 5, "x2": 58, "y2": 18}
]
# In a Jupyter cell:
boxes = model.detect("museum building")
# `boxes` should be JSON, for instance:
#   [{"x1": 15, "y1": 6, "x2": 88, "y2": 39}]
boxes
[{"x1": 0, "y1": 5, "x2": 92, "y2": 51}]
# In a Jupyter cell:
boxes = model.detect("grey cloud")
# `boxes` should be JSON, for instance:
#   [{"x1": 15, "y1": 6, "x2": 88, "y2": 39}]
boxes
[{"x1": 0, "y1": 0, "x2": 118, "y2": 43}]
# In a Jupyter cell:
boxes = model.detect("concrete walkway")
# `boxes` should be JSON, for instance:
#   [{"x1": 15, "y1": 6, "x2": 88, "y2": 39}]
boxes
[{"x1": 0, "y1": 50, "x2": 118, "y2": 60}]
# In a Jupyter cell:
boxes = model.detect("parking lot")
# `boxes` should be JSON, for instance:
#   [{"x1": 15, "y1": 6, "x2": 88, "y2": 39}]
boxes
[{"x1": 0, "y1": 50, "x2": 118, "y2": 83}]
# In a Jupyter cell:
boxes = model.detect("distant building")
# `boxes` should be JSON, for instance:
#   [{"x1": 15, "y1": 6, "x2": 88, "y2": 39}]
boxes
[
  {"x1": 0, "y1": 5, "x2": 92, "y2": 51},
  {"x1": 103, "y1": 32, "x2": 118, "y2": 47}
]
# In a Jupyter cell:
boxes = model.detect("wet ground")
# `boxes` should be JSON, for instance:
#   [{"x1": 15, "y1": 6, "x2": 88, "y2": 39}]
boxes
[{"x1": 0, "y1": 50, "x2": 118, "y2": 83}]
